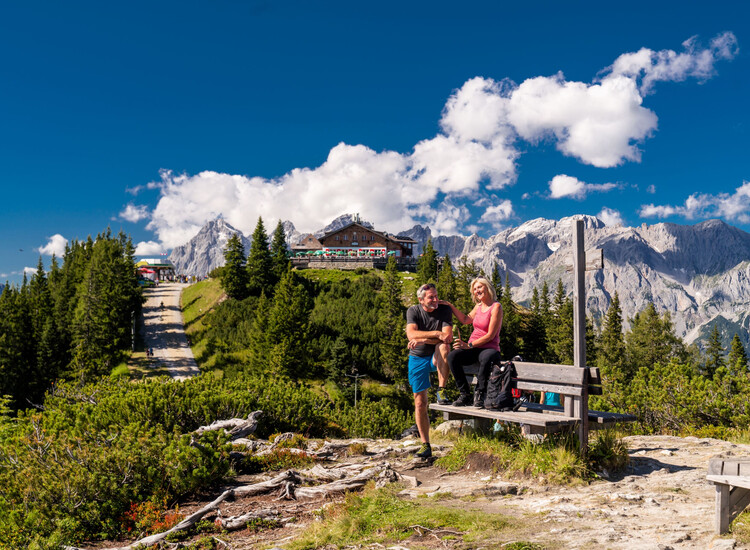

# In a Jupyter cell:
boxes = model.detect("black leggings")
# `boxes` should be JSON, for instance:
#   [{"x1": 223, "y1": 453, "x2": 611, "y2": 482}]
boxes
[{"x1": 447, "y1": 347, "x2": 502, "y2": 396}]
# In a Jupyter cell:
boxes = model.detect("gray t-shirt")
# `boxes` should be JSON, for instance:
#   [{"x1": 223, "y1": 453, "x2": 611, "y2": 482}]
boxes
[{"x1": 406, "y1": 304, "x2": 452, "y2": 357}]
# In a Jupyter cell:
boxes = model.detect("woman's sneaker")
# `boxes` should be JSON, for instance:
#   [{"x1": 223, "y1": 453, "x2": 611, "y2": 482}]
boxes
[
  {"x1": 416, "y1": 442, "x2": 432, "y2": 458},
  {"x1": 452, "y1": 394, "x2": 473, "y2": 407},
  {"x1": 473, "y1": 391, "x2": 485, "y2": 409}
]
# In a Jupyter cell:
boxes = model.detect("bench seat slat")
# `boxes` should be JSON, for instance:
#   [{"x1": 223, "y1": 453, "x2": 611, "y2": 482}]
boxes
[
  {"x1": 430, "y1": 404, "x2": 578, "y2": 427},
  {"x1": 519, "y1": 403, "x2": 635, "y2": 423},
  {"x1": 708, "y1": 475, "x2": 750, "y2": 491}
]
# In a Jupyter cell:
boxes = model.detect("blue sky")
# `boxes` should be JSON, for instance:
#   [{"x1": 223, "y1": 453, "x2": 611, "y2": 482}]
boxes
[{"x1": 1, "y1": 0, "x2": 749, "y2": 282}]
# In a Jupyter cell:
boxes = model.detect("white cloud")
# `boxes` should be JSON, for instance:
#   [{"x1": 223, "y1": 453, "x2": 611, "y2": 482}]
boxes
[
  {"x1": 548, "y1": 175, "x2": 617, "y2": 199},
  {"x1": 135, "y1": 240, "x2": 166, "y2": 256},
  {"x1": 639, "y1": 181, "x2": 750, "y2": 223},
  {"x1": 120, "y1": 204, "x2": 150, "y2": 223},
  {"x1": 24, "y1": 266, "x2": 38, "y2": 276},
  {"x1": 647, "y1": 184, "x2": 656, "y2": 194},
  {"x1": 478, "y1": 200, "x2": 514, "y2": 229},
  {"x1": 508, "y1": 73, "x2": 658, "y2": 167},
  {"x1": 37, "y1": 234, "x2": 68, "y2": 257},
  {"x1": 598, "y1": 207, "x2": 624, "y2": 227},
  {"x1": 138, "y1": 33, "x2": 736, "y2": 248},
  {"x1": 608, "y1": 32, "x2": 738, "y2": 94}
]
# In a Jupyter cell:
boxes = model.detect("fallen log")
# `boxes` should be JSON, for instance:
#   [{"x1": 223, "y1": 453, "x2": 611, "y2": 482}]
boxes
[
  {"x1": 291, "y1": 462, "x2": 402, "y2": 500},
  {"x1": 64, "y1": 469, "x2": 298, "y2": 550},
  {"x1": 194, "y1": 410, "x2": 263, "y2": 440},
  {"x1": 65, "y1": 462, "x2": 401, "y2": 550},
  {"x1": 216, "y1": 507, "x2": 279, "y2": 531}
]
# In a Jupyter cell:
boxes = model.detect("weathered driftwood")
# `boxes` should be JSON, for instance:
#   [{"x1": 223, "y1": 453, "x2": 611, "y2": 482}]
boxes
[
  {"x1": 216, "y1": 507, "x2": 279, "y2": 531},
  {"x1": 65, "y1": 462, "x2": 401, "y2": 550},
  {"x1": 64, "y1": 470, "x2": 297, "y2": 550},
  {"x1": 194, "y1": 410, "x2": 263, "y2": 440},
  {"x1": 291, "y1": 463, "x2": 402, "y2": 500}
]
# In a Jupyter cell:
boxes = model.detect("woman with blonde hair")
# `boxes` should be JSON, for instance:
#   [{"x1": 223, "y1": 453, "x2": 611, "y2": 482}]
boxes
[{"x1": 439, "y1": 276, "x2": 503, "y2": 408}]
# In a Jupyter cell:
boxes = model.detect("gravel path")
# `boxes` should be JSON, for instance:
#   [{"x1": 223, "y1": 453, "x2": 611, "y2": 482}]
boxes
[{"x1": 141, "y1": 283, "x2": 200, "y2": 380}]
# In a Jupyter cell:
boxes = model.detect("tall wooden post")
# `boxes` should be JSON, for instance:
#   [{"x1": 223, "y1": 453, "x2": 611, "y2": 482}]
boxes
[{"x1": 572, "y1": 219, "x2": 589, "y2": 454}]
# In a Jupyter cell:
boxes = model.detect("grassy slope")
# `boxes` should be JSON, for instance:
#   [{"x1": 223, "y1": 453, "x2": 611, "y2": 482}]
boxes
[{"x1": 181, "y1": 278, "x2": 226, "y2": 368}]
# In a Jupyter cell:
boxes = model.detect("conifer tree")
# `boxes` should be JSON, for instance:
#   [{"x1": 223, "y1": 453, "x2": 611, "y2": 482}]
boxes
[
  {"x1": 491, "y1": 261, "x2": 503, "y2": 299},
  {"x1": 597, "y1": 293, "x2": 627, "y2": 383},
  {"x1": 70, "y1": 230, "x2": 140, "y2": 378},
  {"x1": 270, "y1": 220, "x2": 290, "y2": 284},
  {"x1": 703, "y1": 325, "x2": 726, "y2": 378},
  {"x1": 416, "y1": 238, "x2": 438, "y2": 286},
  {"x1": 499, "y1": 274, "x2": 518, "y2": 358},
  {"x1": 221, "y1": 233, "x2": 249, "y2": 300},
  {"x1": 437, "y1": 254, "x2": 457, "y2": 304},
  {"x1": 519, "y1": 286, "x2": 547, "y2": 361},
  {"x1": 377, "y1": 256, "x2": 408, "y2": 384},
  {"x1": 247, "y1": 292, "x2": 271, "y2": 372},
  {"x1": 28, "y1": 258, "x2": 58, "y2": 401},
  {"x1": 265, "y1": 268, "x2": 310, "y2": 377},
  {"x1": 246, "y1": 217, "x2": 273, "y2": 297},
  {"x1": 0, "y1": 285, "x2": 33, "y2": 408},
  {"x1": 454, "y1": 256, "x2": 480, "y2": 340},
  {"x1": 545, "y1": 280, "x2": 572, "y2": 364},
  {"x1": 327, "y1": 335, "x2": 350, "y2": 383},
  {"x1": 727, "y1": 333, "x2": 748, "y2": 375},
  {"x1": 624, "y1": 302, "x2": 686, "y2": 377}
]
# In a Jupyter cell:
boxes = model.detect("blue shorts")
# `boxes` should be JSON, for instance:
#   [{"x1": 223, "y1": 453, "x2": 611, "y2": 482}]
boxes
[{"x1": 408, "y1": 355, "x2": 433, "y2": 394}]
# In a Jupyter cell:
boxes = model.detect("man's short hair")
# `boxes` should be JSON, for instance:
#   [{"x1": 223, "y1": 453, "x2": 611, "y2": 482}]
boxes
[{"x1": 416, "y1": 283, "x2": 437, "y2": 300}]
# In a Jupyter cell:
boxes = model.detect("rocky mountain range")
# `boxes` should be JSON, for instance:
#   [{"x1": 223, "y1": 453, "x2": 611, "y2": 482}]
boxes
[
  {"x1": 168, "y1": 218, "x2": 251, "y2": 279},
  {"x1": 167, "y1": 214, "x2": 750, "y2": 348}
]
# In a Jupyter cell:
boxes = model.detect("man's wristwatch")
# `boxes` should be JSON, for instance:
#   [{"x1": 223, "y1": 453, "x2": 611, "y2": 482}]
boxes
[{"x1": 468, "y1": 342, "x2": 473, "y2": 348}]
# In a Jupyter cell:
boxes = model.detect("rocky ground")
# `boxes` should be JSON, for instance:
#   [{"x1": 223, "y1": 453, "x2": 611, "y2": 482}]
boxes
[{"x1": 86, "y1": 431, "x2": 750, "y2": 550}]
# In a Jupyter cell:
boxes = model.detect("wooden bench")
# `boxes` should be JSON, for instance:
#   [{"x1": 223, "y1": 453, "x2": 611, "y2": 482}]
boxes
[
  {"x1": 707, "y1": 458, "x2": 750, "y2": 534},
  {"x1": 429, "y1": 361, "x2": 635, "y2": 436}
]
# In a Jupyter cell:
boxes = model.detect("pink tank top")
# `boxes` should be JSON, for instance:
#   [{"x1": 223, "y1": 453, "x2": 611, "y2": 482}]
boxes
[{"x1": 468, "y1": 302, "x2": 500, "y2": 351}]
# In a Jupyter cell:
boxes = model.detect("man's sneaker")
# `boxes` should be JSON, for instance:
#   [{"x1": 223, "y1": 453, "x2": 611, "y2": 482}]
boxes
[
  {"x1": 416, "y1": 442, "x2": 432, "y2": 458},
  {"x1": 452, "y1": 394, "x2": 473, "y2": 407},
  {"x1": 436, "y1": 388, "x2": 450, "y2": 405}
]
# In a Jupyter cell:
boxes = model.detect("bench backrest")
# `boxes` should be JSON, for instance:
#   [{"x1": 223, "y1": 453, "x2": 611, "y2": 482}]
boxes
[{"x1": 463, "y1": 361, "x2": 602, "y2": 396}]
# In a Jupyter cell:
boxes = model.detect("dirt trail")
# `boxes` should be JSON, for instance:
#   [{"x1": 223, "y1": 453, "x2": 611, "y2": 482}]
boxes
[
  {"x1": 398, "y1": 433, "x2": 748, "y2": 550},
  {"x1": 140, "y1": 283, "x2": 199, "y2": 380}
]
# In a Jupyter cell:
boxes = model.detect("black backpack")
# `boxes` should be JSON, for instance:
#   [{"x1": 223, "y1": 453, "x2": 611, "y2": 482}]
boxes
[{"x1": 484, "y1": 360, "x2": 517, "y2": 411}]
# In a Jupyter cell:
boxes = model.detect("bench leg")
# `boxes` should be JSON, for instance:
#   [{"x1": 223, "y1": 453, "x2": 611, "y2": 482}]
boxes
[{"x1": 717, "y1": 483, "x2": 730, "y2": 534}]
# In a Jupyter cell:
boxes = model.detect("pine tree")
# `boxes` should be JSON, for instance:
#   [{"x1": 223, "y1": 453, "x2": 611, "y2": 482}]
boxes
[
  {"x1": 0, "y1": 284, "x2": 33, "y2": 408},
  {"x1": 499, "y1": 273, "x2": 518, "y2": 358},
  {"x1": 491, "y1": 262, "x2": 503, "y2": 299},
  {"x1": 597, "y1": 293, "x2": 627, "y2": 381},
  {"x1": 437, "y1": 254, "x2": 457, "y2": 304},
  {"x1": 265, "y1": 268, "x2": 310, "y2": 377},
  {"x1": 221, "y1": 233, "x2": 249, "y2": 300},
  {"x1": 247, "y1": 292, "x2": 271, "y2": 372},
  {"x1": 327, "y1": 335, "x2": 351, "y2": 383},
  {"x1": 27, "y1": 257, "x2": 58, "y2": 401},
  {"x1": 547, "y1": 280, "x2": 574, "y2": 364},
  {"x1": 270, "y1": 221, "x2": 290, "y2": 285},
  {"x1": 727, "y1": 333, "x2": 749, "y2": 375},
  {"x1": 246, "y1": 217, "x2": 273, "y2": 297},
  {"x1": 70, "y1": 230, "x2": 140, "y2": 378},
  {"x1": 416, "y1": 239, "x2": 438, "y2": 286},
  {"x1": 624, "y1": 302, "x2": 686, "y2": 377},
  {"x1": 454, "y1": 256, "x2": 480, "y2": 340},
  {"x1": 704, "y1": 324, "x2": 726, "y2": 378},
  {"x1": 377, "y1": 256, "x2": 408, "y2": 384}
]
